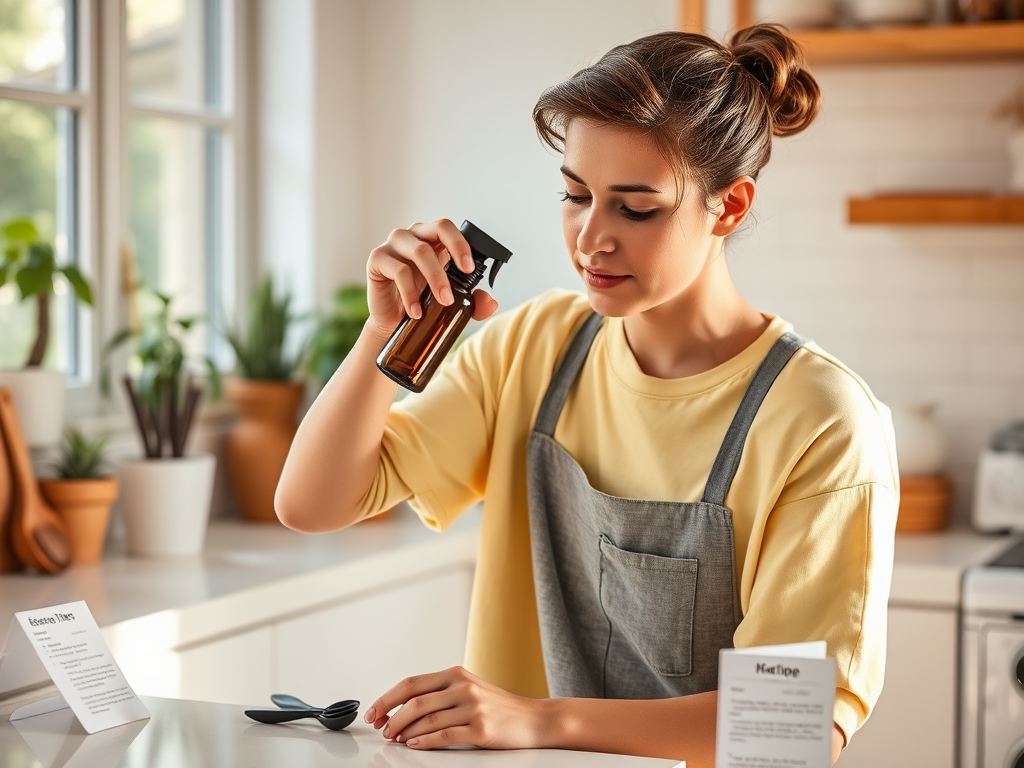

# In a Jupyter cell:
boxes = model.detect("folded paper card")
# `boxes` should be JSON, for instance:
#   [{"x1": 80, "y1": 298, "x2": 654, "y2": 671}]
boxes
[
  {"x1": 0, "y1": 600, "x2": 149, "y2": 733},
  {"x1": 716, "y1": 641, "x2": 835, "y2": 768}
]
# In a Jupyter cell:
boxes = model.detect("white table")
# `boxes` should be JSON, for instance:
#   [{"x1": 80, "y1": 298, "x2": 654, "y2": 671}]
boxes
[{"x1": 0, "y1": 695, "x2": 680, "y2": 768}]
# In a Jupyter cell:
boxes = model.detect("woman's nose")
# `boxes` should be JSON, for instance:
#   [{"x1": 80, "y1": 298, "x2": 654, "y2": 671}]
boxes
[{"x1": 577, "y1": 208, "x2": 614, "y2": 256}]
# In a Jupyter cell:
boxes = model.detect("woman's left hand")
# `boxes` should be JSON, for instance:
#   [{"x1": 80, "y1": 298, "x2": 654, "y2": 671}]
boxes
[{"x1": 364, "y1": 666, "x2": 547, "y2": 750}]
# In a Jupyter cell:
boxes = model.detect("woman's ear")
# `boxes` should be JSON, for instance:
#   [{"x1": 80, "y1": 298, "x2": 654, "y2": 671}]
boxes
[{"x1": 711, "y1": 176, "x2": 756, "y2": 237}]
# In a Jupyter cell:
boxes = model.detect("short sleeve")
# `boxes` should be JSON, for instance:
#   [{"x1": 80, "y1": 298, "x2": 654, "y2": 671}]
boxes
[{"x1": 351, "y1": 309, "x2": 516, "y2": 531}]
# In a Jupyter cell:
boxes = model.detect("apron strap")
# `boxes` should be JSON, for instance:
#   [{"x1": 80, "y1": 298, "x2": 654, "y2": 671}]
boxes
[
  {"x1": 701, "y1": 332, "x2": 808, "y2": 506},
  {"x1": 533, "y1": 312, "x2": 604, "y2": 437}
]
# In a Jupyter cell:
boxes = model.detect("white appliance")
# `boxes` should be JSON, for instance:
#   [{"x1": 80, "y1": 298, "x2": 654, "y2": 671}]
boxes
[
  {"x1": 974, "y1": 422, "x2": 1024, "y2": 533},
  {"x1": 962, "y1": 536, "x2": 1024, "y2": 768}
]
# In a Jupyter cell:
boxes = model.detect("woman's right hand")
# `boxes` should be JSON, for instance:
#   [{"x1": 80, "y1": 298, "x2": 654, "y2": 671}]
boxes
[{"x1": 365, "y1": 219, "x2": 499, "y2": 336}]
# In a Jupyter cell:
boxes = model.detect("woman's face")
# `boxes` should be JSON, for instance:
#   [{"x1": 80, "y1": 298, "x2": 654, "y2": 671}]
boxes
[{"x1": 560, "y1": 120, "x2": 721, "y2": 319}]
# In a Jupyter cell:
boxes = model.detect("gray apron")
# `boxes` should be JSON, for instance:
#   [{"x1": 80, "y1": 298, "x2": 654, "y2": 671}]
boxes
[{"x1": 527, "y1": 312, "x2": 807, "y2": 699}]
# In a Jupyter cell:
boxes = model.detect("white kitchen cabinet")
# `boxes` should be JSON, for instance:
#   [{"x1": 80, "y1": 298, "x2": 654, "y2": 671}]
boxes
[
  {"x1": 275, "y1": 566, "x2": 473, "y2": 708},
  {"x1": 838, "y1": 606, "x2": 958, "y2": 768},
  {"x1": 119, "y1": 565, "x2": 474, "y2": 709},
  {"x1": 123, "y1": 624, "x2": 274, "y2": 707}
]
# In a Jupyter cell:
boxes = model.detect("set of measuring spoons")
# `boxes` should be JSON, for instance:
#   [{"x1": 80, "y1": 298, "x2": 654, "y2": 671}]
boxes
[{"x1": 245, "y1": 694, "x2": 360, "y2": 731}]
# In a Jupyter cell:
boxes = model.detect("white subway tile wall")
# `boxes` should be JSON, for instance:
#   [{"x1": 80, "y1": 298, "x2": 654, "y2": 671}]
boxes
[{"x1": 730, "y1": 62, "x2": 1024, "y2": 525}]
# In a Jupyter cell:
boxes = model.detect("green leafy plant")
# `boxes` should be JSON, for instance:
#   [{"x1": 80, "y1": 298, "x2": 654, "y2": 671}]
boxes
[
  {"x1": 103, "y1": 289, "x2": 221, "y2": 459},
  {"x1": 0, "y1": 216, "x2": 93, "y2": 367},
  {"x1": 223, "y1": 274, "x2": 304, "y2": 380},
  {"x1": 305, "y1": 284, "x2": 370, "y2": 384},
  {"x1": 53, "y1": 427, "x2": 111, "y2": 479}
]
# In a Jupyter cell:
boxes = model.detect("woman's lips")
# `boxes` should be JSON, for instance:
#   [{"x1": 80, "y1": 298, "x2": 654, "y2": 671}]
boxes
[{"x1": 582, "y1": 268, "x2": 629, "y2": 290}]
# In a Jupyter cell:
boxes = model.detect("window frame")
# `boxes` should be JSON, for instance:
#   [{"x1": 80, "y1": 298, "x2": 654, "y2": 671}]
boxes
[{"x1": 0, "y1": 0, "x2": 252, "y2": 421}]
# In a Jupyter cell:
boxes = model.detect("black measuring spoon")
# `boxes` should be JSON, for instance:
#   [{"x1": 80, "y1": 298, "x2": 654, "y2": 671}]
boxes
[
  {"x1": 245, "y1": 700, "x2": 360, "y2": 731},
  {"x1": 270, "y1": 694, "x2": 316, "y2": 710}
]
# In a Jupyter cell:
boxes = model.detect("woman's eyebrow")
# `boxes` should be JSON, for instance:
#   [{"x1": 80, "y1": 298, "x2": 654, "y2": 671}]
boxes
[{"x1": 560, "y1": 165, "x2": 661, "y2": 194}]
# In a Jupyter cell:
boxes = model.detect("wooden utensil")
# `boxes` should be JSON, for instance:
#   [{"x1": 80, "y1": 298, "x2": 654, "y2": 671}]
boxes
[
  {"x1": 0, "y1": 397, "x2": 19, "y2": 572},
  {"x1": 0, "y1": 387, "x2": 70, "y2": 573}
]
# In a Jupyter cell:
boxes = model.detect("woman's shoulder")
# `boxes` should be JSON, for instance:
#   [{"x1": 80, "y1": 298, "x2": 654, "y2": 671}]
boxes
[
  {"x1": 785, "y1": 339, "x2": 889, "y2": 424},
  {"x1": 771, "y1": 331, "x2": 898, "y2": 495}
]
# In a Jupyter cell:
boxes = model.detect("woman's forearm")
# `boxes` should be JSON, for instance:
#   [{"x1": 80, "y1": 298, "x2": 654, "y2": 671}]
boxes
[
  {"x1": 538, "y1": 693, "x2": 844, "y2": 767},
  {"x1": 539, "y1": 691, "x2": 718, "y2": 765},
  {"x1": 275, "y1": 322, "x2": 399, "y2": 532}
]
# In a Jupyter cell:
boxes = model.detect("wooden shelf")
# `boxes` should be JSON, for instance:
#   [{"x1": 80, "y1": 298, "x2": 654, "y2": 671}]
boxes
[
  {"x1": 791, "y1": 22, "x2": 1024, "y2": 64},
  {"x1": 848, "y1": 193, "x2": 1024, "y2": 224},
  {"x1": 678, "y1": 2, "x2": 1024, "y2": 64}
]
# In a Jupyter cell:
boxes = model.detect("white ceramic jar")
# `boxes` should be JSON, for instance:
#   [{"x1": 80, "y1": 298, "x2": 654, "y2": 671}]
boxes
[
  {"x1": 0, "y1": 368, "x2": 65, "y2": 447},
  {"x1": 889, "y1": 402, "x2": 947, "y2": 476},
  {"x1": 118, "y1": 453, "x2": 216, "y2": 557}
]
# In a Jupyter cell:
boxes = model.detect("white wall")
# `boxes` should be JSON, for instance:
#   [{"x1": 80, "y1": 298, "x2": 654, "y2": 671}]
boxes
[
  {"x1": 729, "y1": 61, "x2": 1024, "y2": 524},
  {"x1": 280, "y1": 3, "x2": 1024, "y2": 525},
  {"x1": 354, "y1": 0, "x2": 678, "y2": 310}
]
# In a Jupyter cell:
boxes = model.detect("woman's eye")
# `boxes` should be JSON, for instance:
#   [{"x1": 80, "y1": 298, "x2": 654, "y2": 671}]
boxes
[
  {"x1": 560, "y1": 190, "x2": 590, "y2": 205},
  {"x1": 621, "y1": 206, "x2": 657, "y2": 222}
]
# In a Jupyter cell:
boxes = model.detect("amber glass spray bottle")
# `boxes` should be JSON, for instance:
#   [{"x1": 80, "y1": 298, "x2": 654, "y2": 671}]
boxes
[{"x1": 376, "y1": 220, "x2": 512, "y2": 393}]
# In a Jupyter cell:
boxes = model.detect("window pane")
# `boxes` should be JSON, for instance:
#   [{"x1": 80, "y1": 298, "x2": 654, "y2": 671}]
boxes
[
  {"x1": 0, "y1": 0, "x2": 73, "y2": 90},
  {"x1": 127, "y1": 0, "x2": 222, "y2": 109},
  {"x1": 0, "y1": 99, "x2": 74, "y2": 371},
  {"x1": 129, "y1": 117, "x2": 215, "y2": 352}
]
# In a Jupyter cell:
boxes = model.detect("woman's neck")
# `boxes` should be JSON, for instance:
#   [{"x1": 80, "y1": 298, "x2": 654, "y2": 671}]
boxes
[{"x1": 621, "y1": 255, "x2": 768, "y2": 380}]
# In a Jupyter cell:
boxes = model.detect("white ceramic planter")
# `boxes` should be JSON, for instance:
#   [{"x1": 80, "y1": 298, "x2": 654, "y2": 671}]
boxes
[
  {"x1": 0, "y1": 368, "x2": 65, "y2": 447},
  {"x1": 889, "y1": 402, "x2": 947, "y2": 476},
  {"x1": 118, "y1": 453, "x2": 216, "y2": 557}
]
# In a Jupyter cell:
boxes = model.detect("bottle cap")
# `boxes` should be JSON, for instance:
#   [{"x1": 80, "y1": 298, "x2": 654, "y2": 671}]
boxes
[{"x1": 459, "y1": 221, "x2": 512, "y2": 289}]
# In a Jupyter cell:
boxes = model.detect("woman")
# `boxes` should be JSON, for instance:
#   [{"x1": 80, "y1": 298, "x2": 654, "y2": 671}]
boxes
[{"x1": 276, "y1": 24, "x2": 898, "y2": 766}]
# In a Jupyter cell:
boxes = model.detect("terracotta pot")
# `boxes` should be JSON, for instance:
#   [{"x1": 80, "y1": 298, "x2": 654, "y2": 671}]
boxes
[
  {"x1": 38, "y1": 477, "x2": 118, "y2": 565},
  {"x1": 226, "y1": 380, "x2": 305, "y2": 523}
]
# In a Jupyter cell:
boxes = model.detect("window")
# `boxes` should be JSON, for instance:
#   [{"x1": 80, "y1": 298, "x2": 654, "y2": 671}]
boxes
[
  {"x1": 0, "y1": 0, "x2": 244, "y2": 401},
  {"x1": 0, "y1": 0, "x2": 83, "y2": 375}
]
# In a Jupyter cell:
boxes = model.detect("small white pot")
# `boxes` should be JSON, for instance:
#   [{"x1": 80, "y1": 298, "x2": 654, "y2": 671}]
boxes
[
  {"x1": 1008, "y1": 129, "x2": 1024, "y2": 193},
  {"x1": 0, "y1": 368, "x2": 65, "y2": 447},
  {"x1": 889, "y1": 402, "x2": 947, "y2": 476},
  {"x1": 118, "y1": 454, "x2": 216, "y2": 557}
]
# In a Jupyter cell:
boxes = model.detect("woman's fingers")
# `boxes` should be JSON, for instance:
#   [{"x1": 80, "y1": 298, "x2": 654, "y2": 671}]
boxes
[
  {"x1": 409, "y1": 219, "x2": 474, "y2": 274},
  {"x1": 405, "y1": 725, "x2": 478, "y2": 750},
  {"x1": 471, "y1": 289, "x2": 498, "y2": 321},
  {"x1": 380, "y1": 689, "x2": 462, "y2": 741},
  {"x1": 386, "y1": 228, "x2": 454, "y2": 306},
  {"x1": 364, "y1": 668, "x2": 457, "y2": 728},
  {"x1": 368, "y1": 251, "x2": 427, "y2": 320}
]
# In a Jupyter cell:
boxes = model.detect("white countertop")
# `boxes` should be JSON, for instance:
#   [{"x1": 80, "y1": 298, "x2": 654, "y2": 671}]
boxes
[
  {"x1": 888, "y1": 527, "x2": 1018, "y2": 608},
  {"x1": 0, "y1": 506, "x2": 481, "y2": 697},
  {"x1": 0, "y1": 695, "x2": 680, "y2": 768}
]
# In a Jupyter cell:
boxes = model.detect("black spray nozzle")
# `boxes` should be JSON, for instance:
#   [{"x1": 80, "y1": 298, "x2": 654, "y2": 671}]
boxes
[{"x1": 460, "y1": 220, "x2": 512, "y2": 289}]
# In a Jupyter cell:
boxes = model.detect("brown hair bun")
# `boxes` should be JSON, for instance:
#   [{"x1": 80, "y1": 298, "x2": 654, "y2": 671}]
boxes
[{"x1": 730, "y1": 24, "x2": 821, "y2": 138}]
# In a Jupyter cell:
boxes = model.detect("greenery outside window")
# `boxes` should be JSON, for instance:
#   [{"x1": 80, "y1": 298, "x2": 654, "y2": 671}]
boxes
[
  {"x1": 0, "y1": 0, "x2": 244, "y2": 409},
  {"x1": 0, "y1": 0, "x2": 83, "y2": 376}
]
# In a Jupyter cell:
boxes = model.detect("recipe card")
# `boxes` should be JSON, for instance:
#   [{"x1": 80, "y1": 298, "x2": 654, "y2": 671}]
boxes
[
  {"x1": 0, "y1": 600, "x2": 149, "y2": 733},
  {"x1": 716, "y1": 641, "x2": 835, "y2": 768}
]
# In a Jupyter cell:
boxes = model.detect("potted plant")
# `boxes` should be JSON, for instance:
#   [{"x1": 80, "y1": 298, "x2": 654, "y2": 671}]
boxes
[
  {"x1": 104, "y1": 289, "x2": 221, "y2": 557},
  {"x1": 37, "y1": 427, "x2": 118, "y2": 565},
  {"x1": 221, "y1": 274, "x2": 307, "y2": 523},
  {"x1": 0, "y1": 217, "x2": 94, "y2": 446},
  {"x1": 305, "y1": 284, "x2": 370, "y2": 385}
]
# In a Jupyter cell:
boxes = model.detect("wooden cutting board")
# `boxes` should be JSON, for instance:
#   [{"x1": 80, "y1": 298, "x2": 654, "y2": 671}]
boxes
[{"x1": 0, "y1": 388, "x2": 19, "y2": 572}]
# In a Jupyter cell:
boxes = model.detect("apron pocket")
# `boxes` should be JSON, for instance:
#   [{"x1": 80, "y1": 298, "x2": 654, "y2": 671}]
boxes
[{"x1": 598, "y1": 535, "x2": 697, "y2": 678}]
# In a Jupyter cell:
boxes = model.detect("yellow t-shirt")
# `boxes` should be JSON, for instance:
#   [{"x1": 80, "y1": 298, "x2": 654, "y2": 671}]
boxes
[{"x1": 354, "y1": 288, "x2": 899, "y2": 741}]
